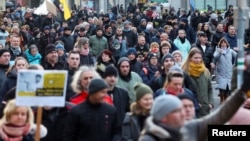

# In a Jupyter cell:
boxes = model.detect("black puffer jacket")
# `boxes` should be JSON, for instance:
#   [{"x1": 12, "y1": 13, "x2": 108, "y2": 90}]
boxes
[{"x1": 193, "y1": 43, "x2": 214, "y2": 70}]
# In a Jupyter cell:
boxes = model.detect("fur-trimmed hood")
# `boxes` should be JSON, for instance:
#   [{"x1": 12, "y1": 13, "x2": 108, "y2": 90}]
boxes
[{"x1": 141, "y1": 116, "x2": 172, "y2": 139}]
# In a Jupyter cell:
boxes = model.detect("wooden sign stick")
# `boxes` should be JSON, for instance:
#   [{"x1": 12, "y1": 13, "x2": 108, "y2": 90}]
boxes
[{"x1": 35, "y1": 107, "x2": 43, "y2": 141}]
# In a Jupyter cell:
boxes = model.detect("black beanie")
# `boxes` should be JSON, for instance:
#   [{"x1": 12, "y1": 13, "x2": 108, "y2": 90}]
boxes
[
  {"x1": 88, "y1": 78, "x2": 108, "y2": 95},
  {"x1": 0, "y1": 49, "x2": 10, "y2": 56},
  {"x1": 103, "y1": 65, "x2": 118, "y2": 78},
  {"x1": 45, "y1": 44, "x2": 56, "y2": 56}
]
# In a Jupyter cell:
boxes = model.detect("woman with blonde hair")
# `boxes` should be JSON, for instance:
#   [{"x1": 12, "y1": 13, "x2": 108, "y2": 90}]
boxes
[
  {"x1": 122, "y1": 83, "x2": 153, "y2": 141},
  {"x1": 0, "y1": 57, "x2": 28, "y2": 102},
  {"x1": 182, "y1": 47, "x2": 213, "y2": 117},
  {"x1": 0, "y1": 99, "x2": 47, "y2": 140},
  {"x1": 149, "y1": 42, "x2": 160, "y2": 57}
]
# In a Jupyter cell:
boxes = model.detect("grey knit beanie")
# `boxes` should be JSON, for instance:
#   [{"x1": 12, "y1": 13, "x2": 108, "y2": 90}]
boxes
[
  {"x1": 117, "y1": 57, "x2": 130, "y2": 66},
  {"x1": 150, "y1": 95, "x2": 182, "y2": 121},
  {"x1": 161, "y1": 53, "x2": 175, "y2": 65}
]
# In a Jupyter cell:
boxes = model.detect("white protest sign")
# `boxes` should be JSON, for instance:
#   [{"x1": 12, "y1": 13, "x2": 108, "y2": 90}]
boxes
[
  {"x1": 15, "y1": 70, "x2": 68, "y2": 107},
  {"x1": 0, "y1": 1, "x2": 6, "y2": 11}
]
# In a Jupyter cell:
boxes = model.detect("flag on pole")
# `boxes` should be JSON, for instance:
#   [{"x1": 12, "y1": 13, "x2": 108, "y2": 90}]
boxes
[
  {"x1": 190, "y1": 0, "x2": 195, "y2": 12},
  {"x1": 59, "y1": 0, "x2": 71, "y2": 20}
]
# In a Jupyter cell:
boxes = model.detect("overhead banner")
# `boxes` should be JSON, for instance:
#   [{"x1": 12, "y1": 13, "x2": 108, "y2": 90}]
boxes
[{"x1": 16, "y1": 70, "x2": 68, "y2": 107}]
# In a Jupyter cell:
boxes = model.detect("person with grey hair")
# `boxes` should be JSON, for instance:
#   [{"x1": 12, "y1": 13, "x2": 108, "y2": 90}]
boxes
[
  {"x1": 69, "y1": 65, "x2": 114, "y2": 105},
  {"x1": 74, "y1": 37, "x2": 94, "y2": 66},
  {"x1": 69, "y1": 65, "x2": 101, "y2": 104}
]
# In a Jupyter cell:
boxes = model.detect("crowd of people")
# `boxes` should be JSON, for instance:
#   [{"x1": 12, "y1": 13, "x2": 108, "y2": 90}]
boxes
[{"x1": 0, "y1": 2, "x2": 249, "y2": 141}]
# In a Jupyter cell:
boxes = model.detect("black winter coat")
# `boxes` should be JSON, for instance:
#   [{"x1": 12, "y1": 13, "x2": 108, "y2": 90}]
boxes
[
  {"x1": 63, "y1": 100, "x2": 121, "y2": 141},
  {"x1": 0, "y1": 69, "x2": 17, "y2": 103},
  {"x1": 108, "y1": 87, "x2": 130, "y2": 127},
  {"x1": 193, "y1": 43, "x2": 214, "y2": 70}
]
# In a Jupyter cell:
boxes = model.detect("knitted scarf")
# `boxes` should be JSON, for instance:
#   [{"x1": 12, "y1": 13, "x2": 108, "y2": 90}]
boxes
[
  {"x1": 10, "y1": 47, "x2": 21, "y2": 56},
  {"x1": 0, "y1": 123, "x2": 30, "y2": 141},
  {"x1": 188, "y1": 62, "x2": 205, "y2": 77},
  {"x1": 166, "y1": 86, "x2": 184, "y2": 96}
]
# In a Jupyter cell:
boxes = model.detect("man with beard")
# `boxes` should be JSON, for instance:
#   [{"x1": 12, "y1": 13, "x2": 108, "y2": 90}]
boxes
[
  {"x1": 65, "y1": 50, "x2": 80, "y2": 101},
  {"x1": 40, "y1": 26, "x2": 55, "y2": 57},
  {"x1": 116, "y1": 57, "x2": 142, "y2": 103},
  {"x1": 103, "y1": 65, "x2": 130, "y2": 127},
  {"x1": 0, "y1": 24, "x2": 9, "y2": 47},
  {"x1": 133, "y1": 9, "x2": 143, "y2": 27},
  {"x1": 178, "y1": 18, "x2": 196, "y2": 44},
  {"x1": 137, "y1": 19, "x2": 147, "y2": 34},
  {"x1": 212, "y1": 23, "x2": 226, "y2": 48},
  {"x1": 103, "y1": 24, "x2": 114, "y2": 47},
  {"x1": 135, "y1": 35, "x2": 149, "y2": 64},
  {"x1": 8, "y1": 35, "x2": 27, "y2": 65},
  {"x1": 0, "y1": 49, "x2": 10, "y2": 89},
  {"x1": 89, "y1": 28, "x2": 108, "y2": 62},
  {"x1": 173, "y1": 29, "x2": 191, "y2": 61},
  {"x1": 123, "y1": 21, "x2": 137, "y2": 48},
  {"x1": 41, "y1": 44, "x2": 64, "y2": 70},
  {"x1": 41, "y1": 13, "x2": 53, "y2": 29},
  {"x1": 110, "y1": 27, "x2": 127, "y2": 63},
  {"x1": 57, "y1": 27, "x2": 75, "y2": 53}
]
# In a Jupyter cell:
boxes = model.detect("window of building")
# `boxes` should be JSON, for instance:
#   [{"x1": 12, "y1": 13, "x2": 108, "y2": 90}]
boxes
[{"x1": 194, "y1": 0, "x2": 226, "y2": 10}]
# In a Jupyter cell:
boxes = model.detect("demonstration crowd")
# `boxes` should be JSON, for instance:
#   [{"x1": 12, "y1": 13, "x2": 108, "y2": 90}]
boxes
[{"x1": 0, "y1": 2, "x2": 250, "y2": 141}]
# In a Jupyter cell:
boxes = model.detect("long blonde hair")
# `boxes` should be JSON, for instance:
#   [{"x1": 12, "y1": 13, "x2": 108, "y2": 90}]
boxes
[
  {"x1": 182, "y1": 47, "x2": 210, "y2": 78},
  {"x1": 0, "y1": 99, "x2": 34, "y2": 126},
  {"x1": 6, "y1": 56, "x2": 29, "y2": 75}
]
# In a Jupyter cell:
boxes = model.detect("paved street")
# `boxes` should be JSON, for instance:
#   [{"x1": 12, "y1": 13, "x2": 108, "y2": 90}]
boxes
[{"x1": 212, "y1": 81, "x2": 220, "y2": 111}]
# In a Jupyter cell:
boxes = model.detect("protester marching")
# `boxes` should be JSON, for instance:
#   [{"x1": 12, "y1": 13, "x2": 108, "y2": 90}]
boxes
[{"x1": 0, "y1": 1, "x2": 250, "y2": 141}]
